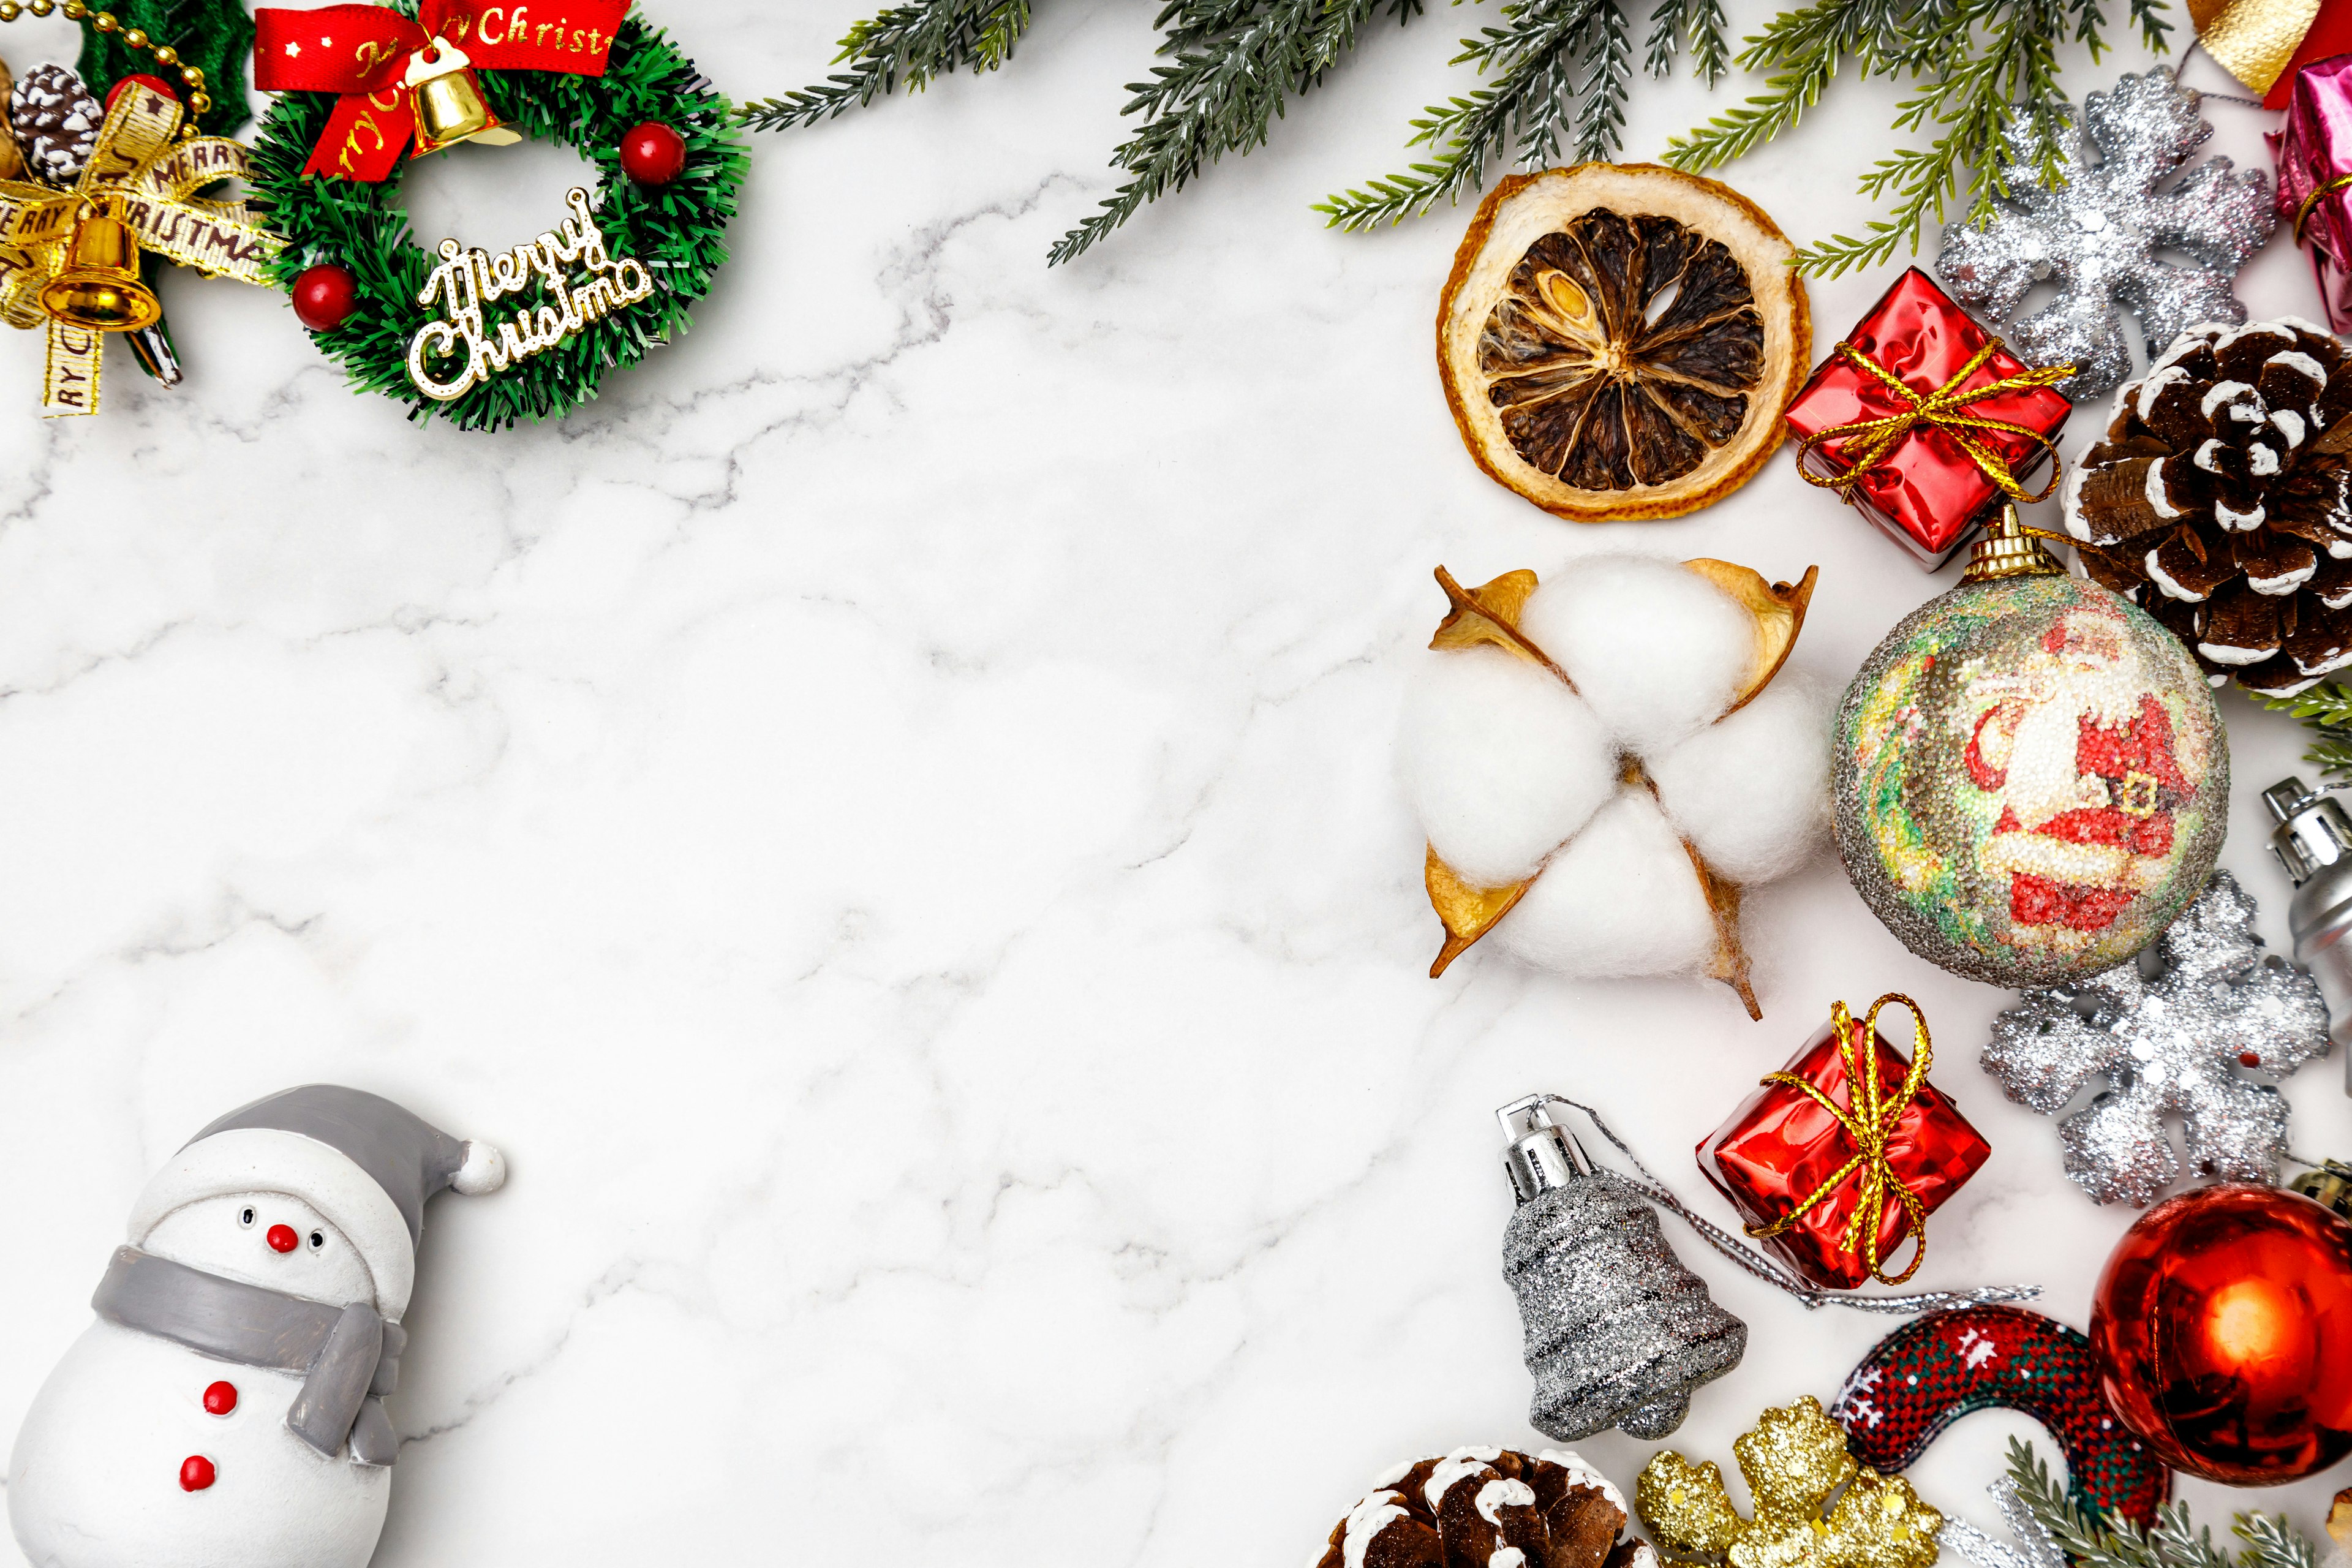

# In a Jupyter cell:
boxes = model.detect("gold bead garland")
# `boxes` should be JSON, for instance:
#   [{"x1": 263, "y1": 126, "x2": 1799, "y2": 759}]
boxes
[{"x1": 0, "y1": 0, "x2": 209, "y2": 123}]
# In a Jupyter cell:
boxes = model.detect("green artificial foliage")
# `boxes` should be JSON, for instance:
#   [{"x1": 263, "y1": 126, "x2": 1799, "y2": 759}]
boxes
[
  {"x1": 1320, "y1": 0, "x2": 1727, "y2": 232},
  {"x1": 2000, "y1": 1438, "x2": 2318, "y2": 1568},
  {"x1": 1660, "y1": 0, "x2": 2171, "y2": 276},
  {"x1": 735, "y1": 0, "x2": 1035, "y2": 130},
  {"x1": 743, "y1": 0, "x2": 1433, "y2": 265},
  {"x1": 75, "y1": 0, "x2": 252, "y2": 136},
  {"x1": 249, "y1": 12, "x2": 745, "y2": 432},
  {"x1": 2253, "y1": 683, "x2": 2352, "y2": 783}
]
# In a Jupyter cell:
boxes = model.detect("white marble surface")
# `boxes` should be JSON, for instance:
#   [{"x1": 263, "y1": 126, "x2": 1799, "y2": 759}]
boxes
[{"x1": 0, "y1": 3, "x2": 2347, "y2": 1563}]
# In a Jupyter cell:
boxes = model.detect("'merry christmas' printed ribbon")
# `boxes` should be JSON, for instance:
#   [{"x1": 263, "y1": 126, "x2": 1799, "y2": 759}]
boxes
[
  {"x1": 1794, "y1": 339, "x2": 2078, "y2": 507},
  {"x1": 254, "y1": 0, "x2": 628, "y2": 181},
  {"x1": 0, "y1": 84, "x2": 279, "y2": 417},
  {"x1": 1743, "y1": 994, "x2": 1938, "y2": 1287}
]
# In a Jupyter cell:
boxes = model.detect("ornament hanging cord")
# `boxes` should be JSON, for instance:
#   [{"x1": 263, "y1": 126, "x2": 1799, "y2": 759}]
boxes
[{"x1": 1533, "y1": 1095, "x2": 2039, "y2": 1314}]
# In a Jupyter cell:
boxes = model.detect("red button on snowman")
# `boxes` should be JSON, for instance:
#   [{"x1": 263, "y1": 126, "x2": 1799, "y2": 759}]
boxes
[{"x1": 7, "y1": 1087, "x2": 504, "y2": 1568}]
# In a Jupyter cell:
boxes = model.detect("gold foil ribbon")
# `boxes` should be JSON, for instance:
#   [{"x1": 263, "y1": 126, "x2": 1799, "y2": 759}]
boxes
[
  {"x1": 1795, "y1": 338, "x2": 2078, "y2": 507},
  {"x1": 0, "y1": 83, "x2": 281, "y2": 417},
  {"x1": 2191, "y1": 0, "x2": 2323, "y2": 95},
  {"x1": 1742, "y1": 994, "x2": 1936, "y2": 1287}
]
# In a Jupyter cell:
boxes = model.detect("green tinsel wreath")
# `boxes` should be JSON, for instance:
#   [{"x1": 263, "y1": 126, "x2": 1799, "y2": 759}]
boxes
[{"x1": 249, "y1": 10, "x2": 744, "y2": 431}]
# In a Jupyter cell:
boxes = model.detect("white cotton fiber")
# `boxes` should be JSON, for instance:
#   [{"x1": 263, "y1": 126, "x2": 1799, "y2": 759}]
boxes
[
  {"x1": 1398, "y1": 646, "x2": 1618, "y2": 887},
  {"x1": 1488, "y1": 790, "x2": 1720, "y2": 976},
  {"x1": 1648, "y1": 674, "x2": 1832, "y2": 883},
  {"x1": 1517, "y1": 557, "x2": 1755, "y2": 752}
]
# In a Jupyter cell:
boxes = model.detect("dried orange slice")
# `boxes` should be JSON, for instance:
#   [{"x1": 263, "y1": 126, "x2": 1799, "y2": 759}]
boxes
[{"x1": 1438, "y1": 164, "x2": 1811, "y2": 522}]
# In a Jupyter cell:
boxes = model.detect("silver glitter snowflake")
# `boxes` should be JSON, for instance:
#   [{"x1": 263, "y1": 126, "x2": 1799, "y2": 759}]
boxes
[
  {"x1": 1981, "y1": 872, "x2": 2330, "y2": 1206},
  {"x1": 1939, "y1": 67, "x2": 2276, "y2": 403},
  {"x1": 1937, "y1": 1477, "x2": 2067, "y2": 1568}
]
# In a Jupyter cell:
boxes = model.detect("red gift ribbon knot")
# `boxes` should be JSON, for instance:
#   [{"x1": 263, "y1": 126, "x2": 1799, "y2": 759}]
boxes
[
  {"x1": 253, "y1": 0, "x2": 628, "y2": 181},
  {"x1": 1793, "y1": 337, "x2": 2077, "y2": 507},
  {"x1": 1743, "y1": 993, "x2": 1936, "y2": 1287}
]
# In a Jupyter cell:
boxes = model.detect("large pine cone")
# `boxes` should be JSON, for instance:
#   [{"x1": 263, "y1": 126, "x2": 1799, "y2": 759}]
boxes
[
  {"x1": 9, "y1": 63, "x2": 99, "y2": 187},
  {"x1": 2062, "y1": 317, "x2": 2352, "y2": 695},
  {"x1": 1316, "y1": 1447, "x2": 1656, "y2": 1568}
]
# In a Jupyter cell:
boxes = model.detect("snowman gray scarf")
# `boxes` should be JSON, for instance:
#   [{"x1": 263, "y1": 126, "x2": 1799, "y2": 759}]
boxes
[{"x1": 92, "y1": 1246, "x2": 407, "y2": 1467}]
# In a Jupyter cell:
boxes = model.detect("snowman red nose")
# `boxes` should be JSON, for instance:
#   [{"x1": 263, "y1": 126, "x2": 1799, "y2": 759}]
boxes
[{"x1": 265, "y1": 1224, "x2": 299, "y2": 1253}]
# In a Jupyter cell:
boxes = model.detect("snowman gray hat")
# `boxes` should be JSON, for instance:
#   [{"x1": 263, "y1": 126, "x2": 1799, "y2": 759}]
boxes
[{"x1": 126, "y1": 1085, "x2": 505, "y2": 1322}]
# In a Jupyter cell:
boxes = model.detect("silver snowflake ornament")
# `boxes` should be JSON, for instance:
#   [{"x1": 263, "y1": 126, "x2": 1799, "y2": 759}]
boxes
[
  {"x1": 1938, "y1": 1477, "x2": 2067, "y2": 1568},
  {"x1": 1982, "y1": 872, "x2": 2331, "y2": 1206},
  {"x1": 1939, "y1": 67, "x2": 2276, "y2": 402}
]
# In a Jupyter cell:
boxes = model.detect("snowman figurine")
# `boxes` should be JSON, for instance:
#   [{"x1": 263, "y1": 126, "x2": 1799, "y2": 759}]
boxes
[{"x1": 8, "y1": 1086, "x2": 505, "y2": 1568}]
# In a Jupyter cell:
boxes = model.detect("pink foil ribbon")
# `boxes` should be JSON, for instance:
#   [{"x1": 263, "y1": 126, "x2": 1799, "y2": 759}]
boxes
[{"x1": 2271, "y1": 52, "x2": 2352, "y2": 333}]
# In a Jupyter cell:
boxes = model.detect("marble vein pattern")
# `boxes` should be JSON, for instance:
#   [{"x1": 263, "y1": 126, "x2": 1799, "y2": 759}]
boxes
[{"x1": 0, "y1": 4, "x2": 2347, "y2": 1564}]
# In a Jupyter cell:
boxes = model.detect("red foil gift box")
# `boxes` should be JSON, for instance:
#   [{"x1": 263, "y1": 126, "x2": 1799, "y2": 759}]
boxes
[
  {"x1": 1698, "y1": 998, "x2": 1992, "y2": 1291},
  {"x1": 2269, "y1": 55, "x2": 2352, "y2": 336},
  {"x1": 1783, "y1": 268, "x2": 2071, "y2": 570}
]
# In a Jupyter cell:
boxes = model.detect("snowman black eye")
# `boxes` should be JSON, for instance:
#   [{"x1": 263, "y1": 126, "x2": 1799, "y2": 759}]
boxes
[
  {"x1": 238, "y1": 1208, "x2": 255, "y2": 1228},
  {"x1": 307, "y1": 1231, "x2": 325, "y2": 1251}
]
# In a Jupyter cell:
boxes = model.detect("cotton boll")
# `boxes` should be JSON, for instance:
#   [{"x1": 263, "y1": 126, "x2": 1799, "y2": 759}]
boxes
[
  {"x1": 1398, "y1": 646, "x2": 1619, "y2": 887},
  {"x1": 1518, "y1": 557, "x2": 1755, "y2": 752},
  {"x1": 1649, "y1": 674, "x2": 1831, "y2": 884},
  {"x1": 1489, "y1": 790, "x2": 1720, "y2": 976}
]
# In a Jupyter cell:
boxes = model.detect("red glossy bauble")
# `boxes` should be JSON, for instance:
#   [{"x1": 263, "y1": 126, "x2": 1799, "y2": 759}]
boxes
[
  {"x1": 178, "y1": 1455, "x2": 215, "y2": 1491},
  {"x1": 290, "y1": 264, "x2": 359, "y2": 333},
  {"x1": 619, "y1": 121, "x2": 686, "y2": 185},
  {"x1": 202, "y1": 1380, "x2": 236, "y2": 1416},
  {"x1": 2089, "y1": 1182, "x2": 2352, "y2": 1483}
]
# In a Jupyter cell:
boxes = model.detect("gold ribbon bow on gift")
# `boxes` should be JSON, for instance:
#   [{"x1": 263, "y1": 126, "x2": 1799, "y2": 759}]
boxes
[
  {"x1": 1743, "y1": 993, "x2": 1936, "y2": 1287},
  {"x1": 2192, "y1": 0, "x2": 2323, "y2": 97},
  {"x1": 1794, "y1": 338, "x2": 2078, "y2": 507},
  {"x1": 0, "y1": 81, "x2": 281, "y2": 417}
]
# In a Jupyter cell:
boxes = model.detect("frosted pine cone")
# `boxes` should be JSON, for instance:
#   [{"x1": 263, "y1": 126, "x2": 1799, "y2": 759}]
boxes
[
  {"x1": 1317, "y1": 1448, "x2": 1657, "y2": 1568},
  {"x1": 2064, "y1": 318, "x2": 2352, "y2": 694},
  {"x1": 9, "y1": 64, "x2": 99, "y2": 187}
]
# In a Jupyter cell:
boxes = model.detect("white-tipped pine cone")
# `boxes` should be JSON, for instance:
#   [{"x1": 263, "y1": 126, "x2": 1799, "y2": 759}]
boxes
[
  {"x1": 2063, "y1": 318, "x2": 2352, "y2": 694},
  {"x1": 1398, "y1": 555, "x2": 1828, "y2": 1018},
  {"x1": 9, "y1": 63, "x2": 98, "y2": 187},
  {"x1": 1317, "y1": 1447, "x2": 1658, "y2": 1568}
]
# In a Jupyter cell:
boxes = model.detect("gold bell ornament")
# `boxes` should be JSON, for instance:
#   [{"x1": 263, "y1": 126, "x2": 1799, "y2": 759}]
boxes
[
  {"x1": 405, "y1": 37, "x2": 522, "y2": 157},
  {"x1": 40, "y1": 198, "x2": 160, "y2": 333}
]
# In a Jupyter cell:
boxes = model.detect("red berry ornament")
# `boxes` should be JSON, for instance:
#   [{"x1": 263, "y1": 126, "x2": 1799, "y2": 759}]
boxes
[
  {"x1": 2090, "y1": 1182, "x2": 2352, "y2": 1483},
  {"x1": 265, "y1": 1223, "x2": 299, "y2": 1254},
  {"x1": 179, "y1": 1455, "x2": 215, "y2": 1492},
  {"x1": 104, "y1": 74, "x2": 176, "y2": 113},
  {"x1": 619, "y1": 122, "x2": 685, "y2": 186},
  {"x1": 202, "y1": 1381, "x2": 236, "y2": 1416},
  {"x1": 291, "y1": 265, "x2": 359, "y2": 333}
]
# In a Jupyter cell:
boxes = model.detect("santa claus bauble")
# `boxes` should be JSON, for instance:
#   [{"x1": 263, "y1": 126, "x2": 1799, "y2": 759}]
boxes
[
  {"x1": 2089, "y1": 1182, "x2": 2352, "y2": 1484},
  {"x1": 1833, "y1": 510, "x2": 2227, "y2": 986}
]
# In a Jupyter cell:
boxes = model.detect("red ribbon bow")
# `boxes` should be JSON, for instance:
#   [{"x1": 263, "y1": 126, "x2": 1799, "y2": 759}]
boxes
[{"x1": 254, "y1": 0, "x2": 628, "y2": 181}]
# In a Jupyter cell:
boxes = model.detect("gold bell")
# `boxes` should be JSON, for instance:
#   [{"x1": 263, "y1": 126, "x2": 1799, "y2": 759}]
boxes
[
  {"x1": 40, "y1": 202, "x2": 161, "y2": 332},
  {"x1": 406, "y1": 37, "x2": 523, "y2": 157}
]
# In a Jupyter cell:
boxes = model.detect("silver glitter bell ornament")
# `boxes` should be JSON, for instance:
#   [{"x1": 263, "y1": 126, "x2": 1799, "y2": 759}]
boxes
[
  {"x1": 1499, "y1": 1095, "x2": 1747, "y2": 1441},
  {"x1": 2265, "y1": 777, "x2": 2352, "y2": 1065},
  {"x1": 1497, "y1": 1096, "x2": 2042, "y2": 1443}
]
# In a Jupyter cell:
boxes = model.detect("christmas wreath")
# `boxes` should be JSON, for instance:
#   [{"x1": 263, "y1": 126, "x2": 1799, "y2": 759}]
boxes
[{"x1": 249, "y1": 4, "x2": 744, "y2": 431}]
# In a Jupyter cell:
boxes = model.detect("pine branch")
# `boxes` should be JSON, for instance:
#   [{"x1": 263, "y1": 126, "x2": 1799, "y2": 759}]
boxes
[
  {"x1": 1316, "y1": 0, "x2": 1643, "y2": 232},
  {"x1": 2251, "y1": 682, "x2": 2352, "y2": 781},
  {"x1": 736, "y1": 0, "x2": 1034, "y2": 132},
  {"x1": 1049, "y1": 0, "x2": 1419, "y2": 263},
  {"x1": 1670, "y1": 0, "x2": 2173, "y2": 275},
  {"x1": 1575, "y1": 0, "x2": 1634, "y2": 160},
  {"x1": 2234, "y1": 1515, "x2": 2317, "y2": 1568}
]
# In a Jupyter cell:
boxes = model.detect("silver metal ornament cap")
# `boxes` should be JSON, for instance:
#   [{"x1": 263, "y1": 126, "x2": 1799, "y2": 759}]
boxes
[
  {"x1": 1498, "y1": 1094, "x2": 1593, "y2": 1204},
  {"x1": 2266, "y1": 776, "x2": 2352, "y2": 886}
]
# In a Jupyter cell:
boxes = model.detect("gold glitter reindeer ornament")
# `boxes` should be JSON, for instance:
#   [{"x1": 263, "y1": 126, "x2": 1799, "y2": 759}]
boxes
[{"x1": 1637, "y1": 1398, "x2": 1944, "y2": 1568}]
